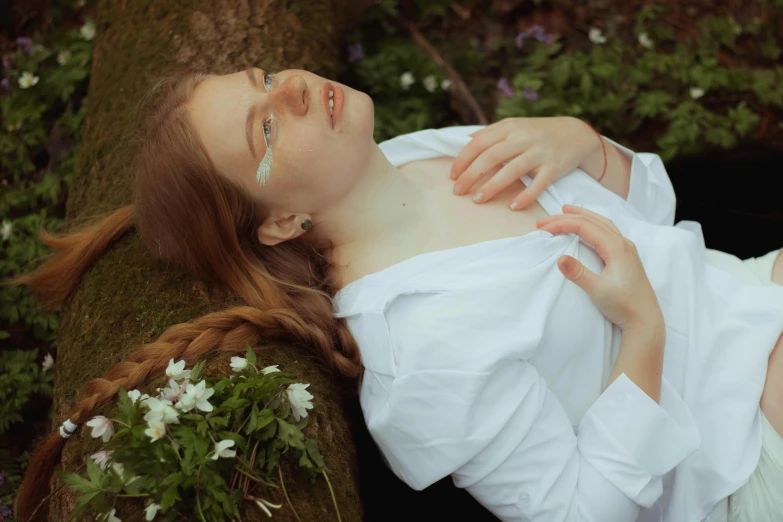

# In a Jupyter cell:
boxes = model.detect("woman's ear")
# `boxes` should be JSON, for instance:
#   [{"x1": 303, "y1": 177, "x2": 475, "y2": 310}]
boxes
[{"x1": 256, "y1": 214, "x2": 311, "y2": 246}]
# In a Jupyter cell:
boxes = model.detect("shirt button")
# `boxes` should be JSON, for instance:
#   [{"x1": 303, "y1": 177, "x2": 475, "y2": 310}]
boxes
[
  {"x1": 616, "y1": 391, "x2": 627, "y2": 404},
  {"x1": 519, "y1": 491, "x2": 531, "y2": 503}
]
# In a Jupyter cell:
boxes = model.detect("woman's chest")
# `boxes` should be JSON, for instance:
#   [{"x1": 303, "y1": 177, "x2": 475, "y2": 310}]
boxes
[{"x1": 334, "y1": 157, "x2": 552, "y2": 289}]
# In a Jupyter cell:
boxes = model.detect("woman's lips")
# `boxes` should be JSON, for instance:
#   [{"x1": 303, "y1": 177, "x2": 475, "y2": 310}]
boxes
[{"x1": 321, "y1": 83, "x2": 344, "y2": 129}]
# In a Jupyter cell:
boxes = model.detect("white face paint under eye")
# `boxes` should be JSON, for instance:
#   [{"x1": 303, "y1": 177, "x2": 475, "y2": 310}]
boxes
[
  {"x1": 256, "y1": 71, "x2": 276, "y2": 187},
  {"x1": 256, "y1": 140, "x2": 273, "y2": 187}
]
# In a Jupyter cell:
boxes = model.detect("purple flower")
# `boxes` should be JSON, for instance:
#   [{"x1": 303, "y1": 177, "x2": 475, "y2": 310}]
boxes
[
  {"x1": 527, "y1": 24, "x2": 546, "y2": 39},
  {"x1": 497, "y1": 77, "x2": 515, "y2": 98},
  {"x1": 16, "y1": 37, "x2": 34, "y2": 55},
  {"x1": 0, "y1": 470, "x2": 5, "y2": 485},
  {"x1": 517, "y1": 25, "x2": 553, "y2": 49},
  {"x1": 0, "y1": 503, "x2": 11, "y2": 518},
  {"x1": 347, "y1": 42, "x2": 364, "y2": 63},
  {"x1": 1, "y1": 55, "x2": 11, "y2": 70},
  {"x1": 522, "y1": 87, "x2": 539, "y2": 102},
  {"x1": 1, "y1": 78, "x2": 11, "y2": 92},
  {"x1": 515, "y1": 32, "x2": 526, "y2": 49}
]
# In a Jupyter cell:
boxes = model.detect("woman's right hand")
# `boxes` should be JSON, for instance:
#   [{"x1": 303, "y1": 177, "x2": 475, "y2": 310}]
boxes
[{"x1": 536, "y1": 204, "x2": 664, "y2": 333}]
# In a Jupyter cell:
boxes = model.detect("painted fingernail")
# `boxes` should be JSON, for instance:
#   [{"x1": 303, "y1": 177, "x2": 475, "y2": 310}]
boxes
[
  {"x1": 473, "y1": 193, "x2": 484, "y2": 203},
  {"x1": 453, "y1": 184, "x2": 462, "y2": 195},
  {"x1": 510, "y1": 202, "x2": 519, "y2": 210}
]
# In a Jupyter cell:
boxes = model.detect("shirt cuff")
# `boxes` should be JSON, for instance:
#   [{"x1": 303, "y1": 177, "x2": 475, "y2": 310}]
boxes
[
  {"x1": 601, "y1": 136, "x2": 676, "y2": 226},
  {"x1": 577, "y1": 373, "x2": 701, "y2": 508}
]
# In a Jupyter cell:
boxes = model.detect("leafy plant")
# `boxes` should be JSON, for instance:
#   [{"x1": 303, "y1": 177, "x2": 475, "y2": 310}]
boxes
[
  {"x1": 61, "y1": 346, "x2": 337, "y2": 522},
  {"x1": 496, "y1": 10, "x2": 782, "y2": 160},
  {"x1": 0, "y1": 349, "x2": 55, "y2": 435}
]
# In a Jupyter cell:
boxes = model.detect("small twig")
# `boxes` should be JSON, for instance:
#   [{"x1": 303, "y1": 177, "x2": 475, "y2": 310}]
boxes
[
  {"x1": 278, "y1": 466, "x2": 302, "y2": 522},
  {"x1": 404, "y1": 21, "x2": 488, "y2": 125}
]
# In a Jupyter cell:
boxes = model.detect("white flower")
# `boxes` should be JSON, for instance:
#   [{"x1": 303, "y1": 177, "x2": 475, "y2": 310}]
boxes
[
  {"x1": 144, "y1": 418, "x2": 166, "y2": 442},
  {"x1": 422, "y1": 74, "x2": 438, "y2": 93},
  {"x1": 638, "y1": 32, "x2": 654, "y2": 49},
  {"x1": 103, "y1": 508, "x2": 121, "y2": 522},
  {"x1": 80, "y1": 21, "x2": 96, "y2": 41},
  {"x1": 160, "y1": 378, "x2": 186, "y2": 402},
  {"x1": 690, "y1": 87, "x2": 705, "y2": 100},
  {"x1": 255, "y1": 499, "x2": 282, "y2": 517},
  {"x1": 230, "y1": 356, "x2": 248, "y2": 372},
  {"x1": 165, "y1": 358, "x2": 191, "y2": 381},
  {"x1": 210, "y1": 439, "x2": 236, "y2": 460},
  {"x1": 588, "y1": 28, "x2": 607, "y2": 44},
  {"x1": 261, "y1": 365, "x2": 280, "y2": 375},
  {"x1": 126, "y1": 389, "x2": 149, "y2": 404},
  {"x1": 56, "y1": 50, "x2": 71, "y2": 65},
  {"x1": 41, "y1": 353, "x2": 54, "y2": 372},
  {"x1": 143, "y1": 397, "x2": 180, "y2": 425},
  {"x1": 175, "y1": 380, "x2": 214, "y2": 412},
  {"x1": 18, "y1": 71, "x2": 39, "y2": 89},
  {"x1": 400, "y1": 71, "x2": 415, "y2": 90},
  {"x1": 145, "y1": 503, "x2": 161, "y2": 521},
  {"x1": 90, "y1": 449, "x2": 113, "y2": 470},
  {"x1": 85, "y1": 415, "x2": 114, "y2": 442},
  {"x1": 441, "y1": 78, "x2": 452, "y2": 91},
  {"x1": 0, "y1": 221, "x2": 12, "y2": 241},
  {"x1": 286, "y1": 383, "x2": 314, "y2": 422}
]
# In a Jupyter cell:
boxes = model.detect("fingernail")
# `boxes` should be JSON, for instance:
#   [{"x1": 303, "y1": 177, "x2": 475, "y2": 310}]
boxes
[
  {"x1": 473, "y1": 193, "x2": 484, "y2": 203},
  {"x1": 509, "y1": 202, "x2": 519, "y2": 210},
  {"x1": 453, "y1": 184, "x2": 462, "y2": 196}
]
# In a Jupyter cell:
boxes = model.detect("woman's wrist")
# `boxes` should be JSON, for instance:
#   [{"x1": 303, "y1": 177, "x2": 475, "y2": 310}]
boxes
[{"x1": 572, "y1": 118, "x2": 607, "y2": 181}]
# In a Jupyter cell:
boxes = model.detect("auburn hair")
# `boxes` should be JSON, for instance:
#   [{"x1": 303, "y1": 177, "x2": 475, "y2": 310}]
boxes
[{"x1": 6, "y1": 69, "x2": 363, "y2": 521}]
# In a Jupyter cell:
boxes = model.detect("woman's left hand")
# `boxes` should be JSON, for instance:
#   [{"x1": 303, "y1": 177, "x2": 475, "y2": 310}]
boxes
[{"x1": 450, "y1": 116, "x2": 601, "y2": 210}]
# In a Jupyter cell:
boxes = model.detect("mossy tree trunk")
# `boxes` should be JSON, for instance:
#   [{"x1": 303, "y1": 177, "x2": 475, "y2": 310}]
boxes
[{"x1": 48, "y1": 1, "x2": 365, "y2": 520}]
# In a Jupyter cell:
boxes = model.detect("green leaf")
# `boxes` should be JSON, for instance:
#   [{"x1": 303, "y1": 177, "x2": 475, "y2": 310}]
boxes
[
  {"x1": 634, "y1": 91, "x2": 674, "y2": 118},
  {"x1": 190, "y1": 360, "x2": 206, "y2": 382},
  {"x1": 550, "y1": 60, "x2": 571, "y2": 89},
  {"x1": 245, "y1": 343, "x2": 257, "y2": 366},
  {"x1": 579, "y1": 73, "x2": 593, "y2": 97},
  {"x1": 71, "y1": 490, "x2": 102, "y2": 519},
  {"x1": 85, "y1": 455, "x2": 103, "y2": 484},
  {"x1": 255, "y1": 408, "x2": 275, "y2": 431},
  {"x1": 305, "y1": 438, "x2": 326, "y2": 469},
  {"x1": 728, "y1": 102, "x2": 760, "y2": 135},
  {"x1": 276, "y1": 418, "x2": 305, "y2": 450},
  {"x1": 161, "y1": 484, "x2": 180, "y2": 511}
]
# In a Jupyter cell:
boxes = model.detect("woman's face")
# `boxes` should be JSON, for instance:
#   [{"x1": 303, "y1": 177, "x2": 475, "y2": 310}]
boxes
[{"x1": 188, "y1": 68, "x2": 375, "y2": 217}]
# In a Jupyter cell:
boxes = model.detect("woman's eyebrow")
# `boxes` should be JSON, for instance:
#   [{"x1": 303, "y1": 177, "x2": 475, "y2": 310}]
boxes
[{"x1": 245, "y1": 68, "x2": 260, "y2": 159}]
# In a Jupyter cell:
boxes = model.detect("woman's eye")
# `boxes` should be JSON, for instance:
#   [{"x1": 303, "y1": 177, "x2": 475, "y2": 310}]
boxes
[
  {"x1": 262, "y1": 118, "x2": 273, "y2": 143},
  {"x1": 263, "y1": 72, "x2": 274, "y2": 92}
]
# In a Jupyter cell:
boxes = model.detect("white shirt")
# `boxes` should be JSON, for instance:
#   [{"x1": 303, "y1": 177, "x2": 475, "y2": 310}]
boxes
[{"x1": 332, "y1": 126, "x2": 783, "y2": 522}]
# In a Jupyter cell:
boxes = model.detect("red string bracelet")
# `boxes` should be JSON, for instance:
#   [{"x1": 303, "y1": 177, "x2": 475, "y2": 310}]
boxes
[{"x1": 582, "y1": 121, "x2": 607, "y2": 183}]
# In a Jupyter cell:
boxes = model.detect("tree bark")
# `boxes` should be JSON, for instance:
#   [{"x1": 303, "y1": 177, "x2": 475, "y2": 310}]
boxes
[{"x1": 48, "y1": 1, "x2": 363, "y2": 520}]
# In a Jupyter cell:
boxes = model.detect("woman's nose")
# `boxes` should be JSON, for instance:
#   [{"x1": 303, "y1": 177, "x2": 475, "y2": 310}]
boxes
[{"x1": 271, "y1": 74, "x2": 308, "y2": 117}]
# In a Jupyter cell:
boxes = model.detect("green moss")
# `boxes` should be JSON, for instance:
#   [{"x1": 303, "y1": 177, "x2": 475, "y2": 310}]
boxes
[{"x1": 49, "y1": 0, "x2": 360, "y2": 520}]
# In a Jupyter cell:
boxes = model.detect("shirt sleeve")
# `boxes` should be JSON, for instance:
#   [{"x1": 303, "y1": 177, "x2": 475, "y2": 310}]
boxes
[
  {"x1": 369, "y1": 362, "x2": 701, "y2": 522},
  {"x1": 602, "y1": 136, "x2": 677, "y2": 227}
]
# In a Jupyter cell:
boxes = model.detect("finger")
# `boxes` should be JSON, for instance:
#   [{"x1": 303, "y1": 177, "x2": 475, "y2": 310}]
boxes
[
  {"x1": 467, "y1": 118, "x2": 516, "y2": 139},
  {"x1": 454, "y1": 141, "x2": 524, "y2": 196},
  {"x1": 451, "y1": 124, "x2": 509, "y2": 180},
  {"x1": 562, "y1": 204, "x2": 621, "y2": 233},
  {"x1": 468, "y1": 151, "x2": 537, "y2": 204},
  {"x1": 509, "y1": 167, "x2": 554, "y2": 210},
  {"x1": 536, "y1": 210, "x2": 619, "y2": 238},
  {"x1": 536, "y1": 216, "x2": 622, "y2": 261},
  {"x1": 557, "y1": 255, "x2": 602, "y2": 295}
]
